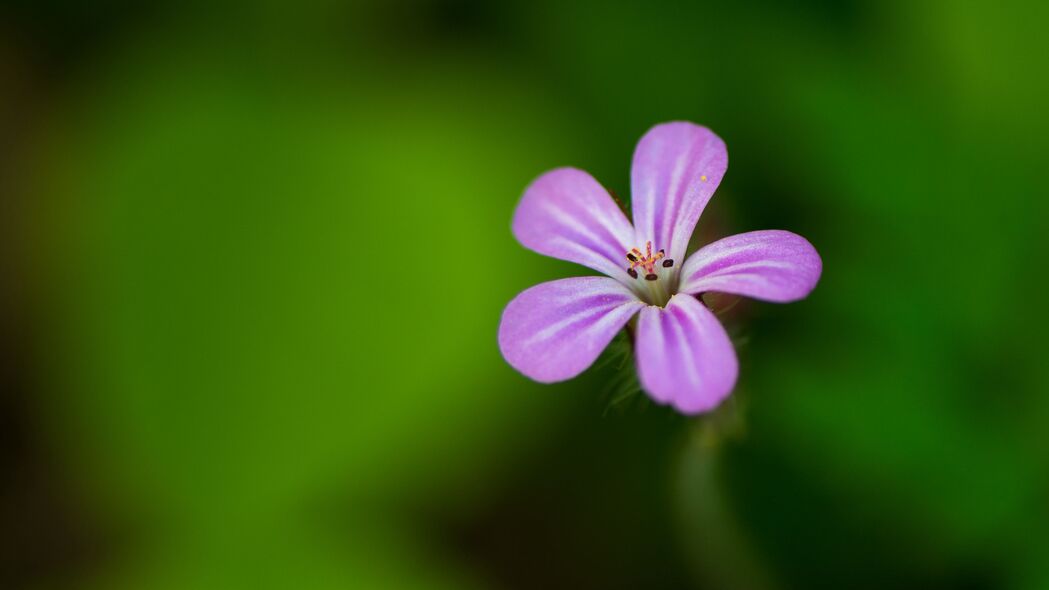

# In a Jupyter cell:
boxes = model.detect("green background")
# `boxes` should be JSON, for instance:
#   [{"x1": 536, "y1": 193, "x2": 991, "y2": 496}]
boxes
[{"x1": 3, "y1": 0, "x2": 1047, "y2": 588}]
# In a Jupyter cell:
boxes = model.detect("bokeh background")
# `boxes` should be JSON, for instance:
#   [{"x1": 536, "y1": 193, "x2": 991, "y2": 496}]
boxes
[{"x1": 3, "y1": 0, "x2": 1048, "y2": 588}]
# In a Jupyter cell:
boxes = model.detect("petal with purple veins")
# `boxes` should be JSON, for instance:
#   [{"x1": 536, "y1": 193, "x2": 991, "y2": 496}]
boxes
[
  {"x1": 678, "y1": 230, "x2": 822, "y2": 303},
  {"x1": 512, "y1": 167, "x2": 636, "y2": 283},
  {"x1": 499, "y1": 277, "x2": 643, "y2": 383},
  {"x1": 635, "y1": 294, "x2": 737, "y2": 414},
  {"x1": 631, "y1": 122, "x2": 727, "y2": 265}
]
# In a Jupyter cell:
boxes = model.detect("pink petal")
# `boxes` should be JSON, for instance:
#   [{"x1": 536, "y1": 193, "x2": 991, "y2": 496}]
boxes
[
  {"x1": 678, "y1": 230, "x2": 822, "y2": 302},
  {"x1": 635, "y1": 294, "x2": 738, "y2": 414},
  {"x1": 512, "y1": 167, "x2": 636, "y2": 282},
  {"x1": 631, "y1": 122, "x2": 728, "y2": 265},
  {"x1": 499, "y1": 277, "x2": 644, "y2": 383}
]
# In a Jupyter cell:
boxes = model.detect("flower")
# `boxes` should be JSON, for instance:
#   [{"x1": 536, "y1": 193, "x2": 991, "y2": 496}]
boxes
[{"x1": 498, "y1": 122, "x2": 822, "y2": 414}]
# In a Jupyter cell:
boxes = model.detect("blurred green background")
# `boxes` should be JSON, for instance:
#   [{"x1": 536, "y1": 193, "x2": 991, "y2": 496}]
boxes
[{"x1": 2, "y1": 0, "x2": 1047, "y2": 588}]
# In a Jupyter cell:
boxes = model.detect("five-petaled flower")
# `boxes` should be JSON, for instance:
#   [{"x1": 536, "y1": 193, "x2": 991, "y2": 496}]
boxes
[{"x1": 498, "y1": 122, "x2": 822, "y2": 414}]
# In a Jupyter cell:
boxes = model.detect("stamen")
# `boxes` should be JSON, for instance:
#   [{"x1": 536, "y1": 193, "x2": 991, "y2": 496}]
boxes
[
  {"x1": 624, "y1": 242, "x2": 668, "y2": 281},
  {"x1": 662, "y1": 259, "x2": 674, "y2": 267}
]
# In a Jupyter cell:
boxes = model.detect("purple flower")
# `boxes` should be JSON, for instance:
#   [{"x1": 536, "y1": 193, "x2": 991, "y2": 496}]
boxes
[{"x1": 498, "y1": 122, "x2": 822, "y2": 414}]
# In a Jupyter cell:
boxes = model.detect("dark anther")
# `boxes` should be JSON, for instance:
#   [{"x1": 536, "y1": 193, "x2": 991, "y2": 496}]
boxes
[
  {"x1": 645, "y1": 273, "x2": 658, "y2": 281},
  {"x1": 626, "y1": 253, "x2": 637, "y2": 262},
  {"x1": 658, "y1": 249, "x2": 665, "y2": 255},
  {"x1": 627, "y1": 268, "x2": 638, "y2": 279},
  {"x1": 662, "y1": 259, "x2": 674, "y2": 267}
]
